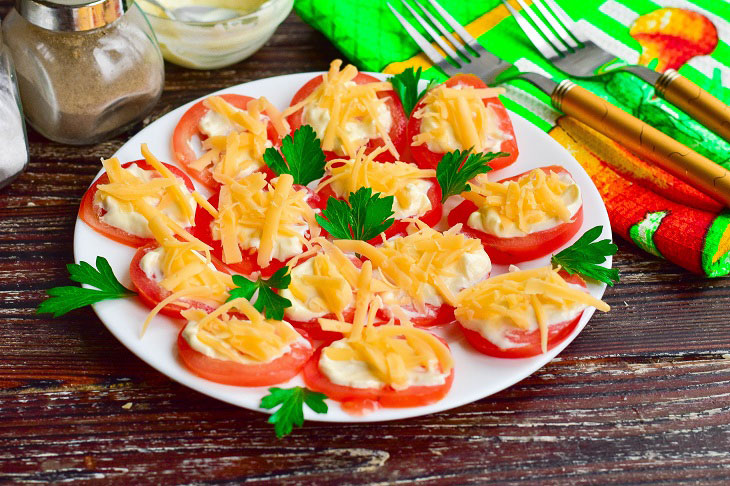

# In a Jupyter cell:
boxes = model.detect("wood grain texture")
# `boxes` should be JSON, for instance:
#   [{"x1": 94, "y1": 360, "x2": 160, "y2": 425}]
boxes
[{"x1": 1, "y1": 5, "x2": 730, "y2": 485}]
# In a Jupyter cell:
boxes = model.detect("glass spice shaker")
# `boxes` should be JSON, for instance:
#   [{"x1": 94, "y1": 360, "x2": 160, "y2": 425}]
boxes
[
  {"x1": 2, "y1": 0, "x2": 165, "y2": 145},
  {"x1": 0, "y1": 28, "x2": 28, "y2": 188}
]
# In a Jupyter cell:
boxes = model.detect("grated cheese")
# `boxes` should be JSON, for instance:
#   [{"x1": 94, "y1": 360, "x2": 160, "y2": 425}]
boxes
[
  {"x1": 464, "y1": 168, "x2": 582, "y2": 238},
  {"x1": 412, "y1": 83, "x2": 507, "y2": 154},
  {"x1": 283, "y1": 59, "x2": 398, "y2": 158},
  {"x1": 455, "y1": 266, "x2": 609, "y2": 352}
]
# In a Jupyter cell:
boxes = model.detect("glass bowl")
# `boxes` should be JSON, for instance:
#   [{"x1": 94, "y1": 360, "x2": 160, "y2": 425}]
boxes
[{"x1": 137, "y1": 0, "x2": 293, "y2": 70}]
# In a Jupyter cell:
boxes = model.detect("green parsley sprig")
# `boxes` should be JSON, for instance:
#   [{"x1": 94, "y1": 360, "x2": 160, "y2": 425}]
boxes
[
  {"x1": 436, "y1": 149, "x2": 509, "y2": 202},
  {"x1": 390, "y1": 67, "x2": 437, "y2": 115},
  {"x1": 552, "y1": 226, "x2": 619, "y2": 286},
  {"x1": 316, "y1": 187, "x2": 395, "y2": 241},
  {"x1": 37, "y1": 256, "x2": 136, "y2": 317},
  {"x1": 227, "y1": 267, "x2": 292, "y2": 320},
  {"x1": 263, "y1": 125, "x2": 327, "y2": 186},
  {"x1": 260, "y1": 386, "x2": 328, "y2": 438}
]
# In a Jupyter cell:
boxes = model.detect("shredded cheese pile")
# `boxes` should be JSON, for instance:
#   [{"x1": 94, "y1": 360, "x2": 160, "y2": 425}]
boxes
[
  {"x1": 285, "y1": 239, "x2": 394, "y2": 321},
  {"x1": 455, "y1": 266, "x2": 609, "y2": 352},
  {"x1": 464, "y1": 168, "x2": 580, "y2": 234},
  {"x1": 204, "y1": 172, "x2": 319, "y2": 267},
  {"x1": 283, "y1": 59, "x2": 398, "y2": 158},
  {"x1": 181, "y1": 299, "x2": 303, "y2": 364},
  {"x1": 190, "y1": 96, "x2": 288, "y2": 183},
  {"x1": 318, "y1": 146, "x2": 435, "y2": 214},
  {"x1": 412, "y1": 83, "x2": 506, "y2": 153},
  {"x1": 335, "y1": 221, "x2": 487, "y2": 316},
  {"x1": 95, "y1": 145, "x2": 200, "y2": 238},
  {"x1": 318, "y1": 261, "x2": 453, "y2": 389}
]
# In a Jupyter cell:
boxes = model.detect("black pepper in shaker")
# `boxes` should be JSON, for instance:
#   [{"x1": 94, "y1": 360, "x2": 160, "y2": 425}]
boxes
[
  {"x1": 0, "y1": 29, "x2": 28, "y2": 189},
  {"x1": 2, "y1": 0, "x2": 165, "y2": 145}
]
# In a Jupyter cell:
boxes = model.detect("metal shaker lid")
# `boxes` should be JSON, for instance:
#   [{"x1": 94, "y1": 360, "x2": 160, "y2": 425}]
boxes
[{"x1": 15, "y1": 0, "x2": 127, "y2": 32}]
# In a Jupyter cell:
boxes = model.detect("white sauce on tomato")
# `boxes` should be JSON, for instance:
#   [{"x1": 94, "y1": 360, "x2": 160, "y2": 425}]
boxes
[
  {"x1": 419, "y1": 83, "x2": 508, "y2": 154},
  {"x1": 467, "y1": 172, "x2": 582, "y2": 238},
  {"x1": 459, "y1": 283, "x2": 587, "y2": 349},
  {"x1": 93, "y1": 164, "x2": 196, "y2": 238},
  {"x1": 279, "y1": 256, "x2": 352, "y2": 322},
  {"x1": 318, "y1": 339, "x2": 449, "y2": 390},
  {"x1": 199, "y1": 109, "x2": 236, "y2": 138},
  {"x1": 181, "y1": 318, "x2": 308, "y2": 364},
  {"x1": 303, "y1": 81, "x2": 393, "y2": 155},
  {"x1": 140, "y1": 246, "x2": 218, "y2": 283}
]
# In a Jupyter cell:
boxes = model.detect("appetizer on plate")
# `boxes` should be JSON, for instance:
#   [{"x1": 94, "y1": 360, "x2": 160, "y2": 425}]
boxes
[
  {"x1": 284, "y1": 60, "x2": 407, "y2": 162},
  {"x1": 455, "y1": 266, "x2": 609, "y2": 358},
  {"x1": 79, "y1": 148, "x2": 198, "y2": 248},
  {"x1": 194, "y1": 172, "x2": 323, "y2": 277},
  {"x1": 303, "y1": 262, "x2": 454, "y2": 412},
  {"x1": 448, "y1": 166, "x2": 584, "y2": 264},
  {"x1": 407, "y1": 73, "x2": 518, "y2": 171},
  {"x1": 173, "y1": 94, "x2": 288, "y2": 189},
  {"x1": 178, "y1": 298, "x2": 313, "y2": 386}
]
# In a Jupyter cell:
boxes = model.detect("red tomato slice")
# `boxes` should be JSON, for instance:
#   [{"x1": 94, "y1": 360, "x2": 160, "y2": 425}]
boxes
[
  {"x1": 193, "y1": 188, "x2": 324, "y2": 277},
  {"x1": 177, "y1": 326, "x2": 313, "y2": 386},
  {"x1": 458, "y1": 272, "x2": 587, "y2": 358},
  {"x1": 172, "y1": 93, "x2": 279, "y2": 190},
  {"x1": 286, "y1": 72, "x2": 408, "y2": 162},
  {"x1": 302, "y1": 342, "x2": 454, "y2": 409},
  {"x1": 129, "y1": 242, "x2": 230, "y2": 319},
  {"x1": 284, "y1": 254, "x2": 364, "y2": 341},
  {"x1": 79, "y1": 160, "x2": 196, "y2": 248},
  {"x1": 447, "y1": 166, "x2": 583, "y2": 264},
  {"x1": 317, "y1": 176, "x2": 442, "y2": 241},
  {"x1": 407, "y1": 73, "x2": 518, "y2": 171}
]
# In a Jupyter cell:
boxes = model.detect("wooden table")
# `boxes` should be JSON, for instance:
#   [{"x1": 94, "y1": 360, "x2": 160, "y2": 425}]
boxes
[{"x1": 2, "y1": 7, "x2": 730, "y2": 485}]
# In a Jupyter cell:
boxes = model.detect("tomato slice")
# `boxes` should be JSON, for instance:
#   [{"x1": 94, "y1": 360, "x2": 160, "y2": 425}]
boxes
[
  {"x1": 79, "y1": 160, "x2": 196, "y2": 248},
  {"x1": 286, "y1": 72, "x2": 408, "y2": 162},
  {"x1": 172, "y1": 93, "x2": 279, "y2": 190},
  {"x1": 177, "y1": 326, "x2": 313, "y2": 386},
  {"x1": 457, "y1": 272, "x2": 587, "y2": 358},
  {"x1": 193, "y1": 189, "x2": 325, "y2": 277},
  {"x1": 302, "y1": 343, "x2": 454, "y2": 409},
  {"x1": 317, "y1": 176, "x2": 442, "y2": 241},
  {"x1": 129, "y1": 242, "x2": 230, "y2": 319},
  {"x1": 407, "y1": 73, "x2": 518, "y2": 171},
  {"x1": 447, "y1": 166, "x2": 584, "y2": 264}
]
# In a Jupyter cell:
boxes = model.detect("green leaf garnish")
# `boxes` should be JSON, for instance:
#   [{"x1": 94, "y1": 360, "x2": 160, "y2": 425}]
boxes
[
  {"x1": 315, "y1": 187, "x2": 395, "y2": 241},
  {"x1": 436, "y1": 149, "x2": 509, "y2": 202},
  {"x1": 390, "y1": 67, "x2": 437, "y2": 115},
  {"x1": 260, "y1": 386, "x2": 328, "y2": 438},
  {"x1": 227, "y1": 267, "x2": 292, "y2": 320},
  {"x1": 263, "y1": 125, "x2": 326, "y2": 186},
  {"x1": 551, "y1": 226, "x2": 619, "y2": 286},
  {"x1": 37, "y1": 256, "x2": 136, "y2": 317}
]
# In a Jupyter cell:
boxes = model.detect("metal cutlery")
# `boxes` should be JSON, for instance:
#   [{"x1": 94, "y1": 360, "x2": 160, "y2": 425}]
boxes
[
  {"x1": 502, "y1": 0, "x2": 730, "y2": 144},
  {"x1": 388, "y1": 0, "x2": 730, "y2": 206}
]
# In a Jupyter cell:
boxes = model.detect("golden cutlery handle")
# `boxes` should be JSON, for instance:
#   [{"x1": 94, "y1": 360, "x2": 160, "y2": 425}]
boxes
[
  {"x1": 656, "y1": 69, "x2": 730, "y2": 143},
  {"x1": 552, "y1": 80, "x2": 730, "y2": 207}
]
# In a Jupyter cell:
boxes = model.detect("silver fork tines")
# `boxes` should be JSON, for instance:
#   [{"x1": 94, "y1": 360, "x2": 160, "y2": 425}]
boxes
[
  {"x1": 502, "y1": 0, "x2": 585, "y2": 59},
  {"x1": 387, "y1": 0, "x2": 505, "y2": 79}
]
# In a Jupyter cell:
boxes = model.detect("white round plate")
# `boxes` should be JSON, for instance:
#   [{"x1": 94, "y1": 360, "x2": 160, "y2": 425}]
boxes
[{"x1": 73, "y1": 72, "x2": 611, "y2": 422}]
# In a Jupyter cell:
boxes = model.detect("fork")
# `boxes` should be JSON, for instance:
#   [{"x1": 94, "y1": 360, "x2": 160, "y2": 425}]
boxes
[
  {"x1": 502, "y1": 0, "x2": 730, "y2": 144},
  {"x1": 387, "y1": 0, "x2": 730, "y2": 206}
]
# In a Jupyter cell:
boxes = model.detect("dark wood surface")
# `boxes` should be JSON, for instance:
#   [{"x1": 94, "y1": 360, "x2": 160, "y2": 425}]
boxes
[{"x1": 2, "y1": 6, "x2": 730, "y2": 485}]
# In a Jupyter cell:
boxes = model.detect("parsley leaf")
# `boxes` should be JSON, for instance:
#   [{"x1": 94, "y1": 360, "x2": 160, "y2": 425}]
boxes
[
  {"x1": 315, "y1": 187, "x2": 395, "y2": 241},
  {"x1": 436, "y1": 149, "x2": 509, "y2": 202},
  {"x1": 227, "y1": 267, "x2": 292, "y2": 320},
  {"x1": 37, "y1": 256, "x2": 136, "y2": 317},
  {"x1": 390, "y1": 67, "x2": 437, "y2": 115},
  {"x1": 551, "y1": 226, "x2": 620, "y2": 286},
  {"x1": 260, "y1": 386, "x2": 328, "y2": 438},
  {"x1": 263, "y1": 125, "x2": 326, "y2": 186}
]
